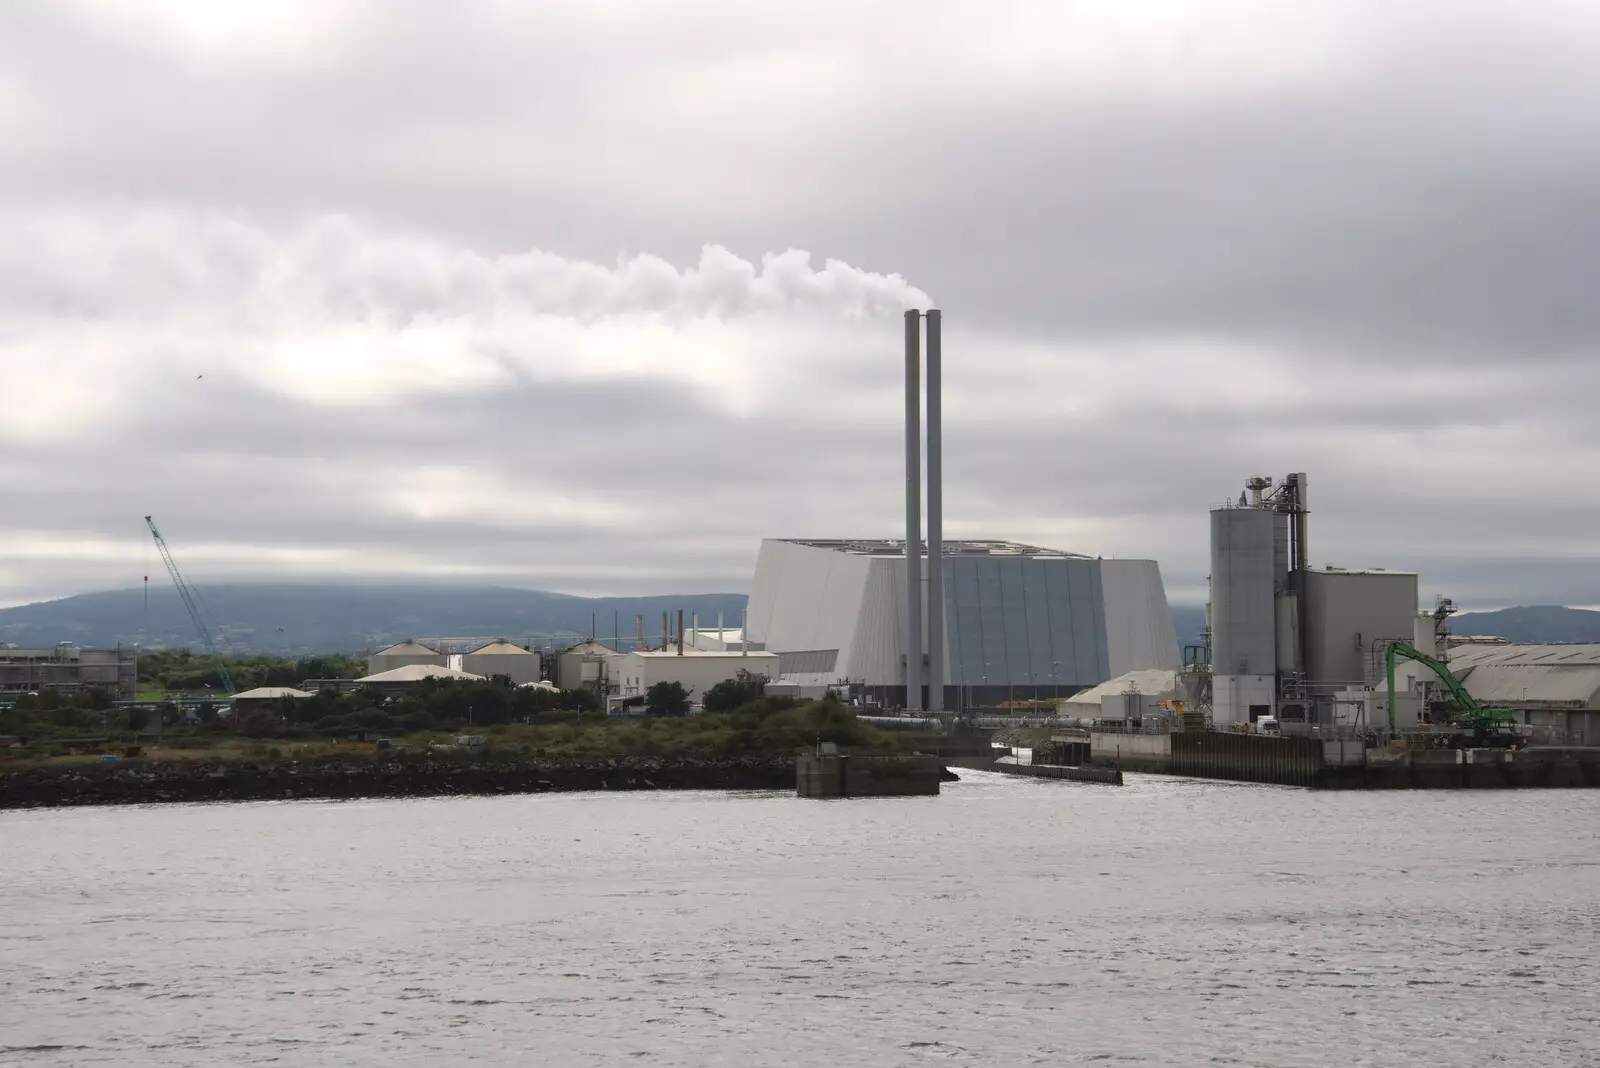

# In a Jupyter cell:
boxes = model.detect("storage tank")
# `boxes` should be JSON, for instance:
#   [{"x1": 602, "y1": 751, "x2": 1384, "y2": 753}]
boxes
[
  {"x1": 1210, "y1": 507, "x2": 1277, "y2": 676},
  {"x1": 461, "y1": 641, "x2": 542, "y2": 685},
  {"x1": 366, "y1": 640, "x2": 447, "y2": 677}
]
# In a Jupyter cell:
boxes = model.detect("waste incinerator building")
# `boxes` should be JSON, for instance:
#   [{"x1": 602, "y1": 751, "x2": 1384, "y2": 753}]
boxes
[{"x1": 744, "y1": 538, "x2": 1179, "y2": 709}]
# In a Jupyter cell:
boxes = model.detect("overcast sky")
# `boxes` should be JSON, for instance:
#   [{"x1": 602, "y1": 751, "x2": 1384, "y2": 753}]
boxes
[{"x1": 4, "y1": 0, "x2": 1599, "y2": 610}]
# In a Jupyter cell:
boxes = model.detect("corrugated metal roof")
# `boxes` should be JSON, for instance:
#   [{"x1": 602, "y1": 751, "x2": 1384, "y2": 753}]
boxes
[
  {"x1": 373, "y1": 640, "x2": 439, "y2": 656},
  {"x1": 1460, "y1": 666, "x2": 1600, "y2": 708},
  {"x1": 1451, "y1": 643, "x2": 1600, "y2": 667},
  {"x1": 1060, "y1": 668, "x2": 1179, "y2": 709},
  {"x1": 358, "y1": 664, "x2": 486, "y2": 683},
  {"x1": 779, "y1": 538, "x2": 1094, "y2": 560},
  {"x1": 1446, "y1": 644, "x2": 1600, "y2": 708},
  {"x1": 627, "y1": 650, "x2": 780, "y2": 659},
  {"x1": 465, "y1": 641, "x2": 533, "y2": 656},
  {"x1": 232, "y1": 687, "x2": 313, "y2": 700}
]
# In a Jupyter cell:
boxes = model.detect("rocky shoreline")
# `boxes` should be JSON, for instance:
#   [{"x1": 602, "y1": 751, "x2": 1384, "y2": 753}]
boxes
[{"x1": 0, "y1": 754, "x2": 799, "y2": 809}]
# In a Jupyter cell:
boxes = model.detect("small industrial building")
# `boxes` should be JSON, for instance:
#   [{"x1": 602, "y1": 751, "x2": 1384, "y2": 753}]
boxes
[
  {"x1": 460, "y1": 641, "x2": 542, "y2": 685},
  {"x1": 357, "y1": 664, "x2": 486, "y2": 693},
  {"x1": 610, "y1": 649, "x2": 780, "y2": 708},
  {"x1": 745, "y1": 538, "x2": 1179, "y2": 709},
  {"x1": 555, "y1": 640, "x2": 622, "y2": 693},
  {"x1": 366, "y1": 640, "x2": 448, "y2": 677},
  {"x1": 0, "y1": 643, "x2": 137, "y2": 700}
]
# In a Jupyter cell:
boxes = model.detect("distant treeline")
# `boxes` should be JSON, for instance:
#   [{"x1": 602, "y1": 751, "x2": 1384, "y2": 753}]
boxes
[
  {"x1": 136, "y1": 649, "x2": 366, "y2": 693},
  {"x1": 1, "y1": 677, "x2": 890, "y2": 761}
]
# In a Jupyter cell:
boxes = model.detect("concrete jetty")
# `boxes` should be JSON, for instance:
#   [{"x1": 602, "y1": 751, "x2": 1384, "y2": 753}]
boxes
[{"x1": 795, "y1": 747, "x2": 943, "y2": 798}]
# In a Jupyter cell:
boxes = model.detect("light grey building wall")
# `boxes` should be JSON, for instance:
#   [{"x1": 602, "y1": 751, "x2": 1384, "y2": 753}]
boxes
[
  {"x1": 460, "y1": 641, "x2": 542, "y2": 685},
  {"x1": 0, "y1": 644, "x2": 137, "y2": 699},
  {"x1": 1302, "y1": 569, "x2": 1418, "y2": 690},
  {"x1": 746, "y1": 539, "x2": 1179, "y2": 708},
  {"x1": 366, "y1": 640, "x2": 448, "y2": 677}
]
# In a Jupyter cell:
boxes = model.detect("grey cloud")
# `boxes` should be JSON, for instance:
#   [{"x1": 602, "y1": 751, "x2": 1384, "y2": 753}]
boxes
[{"x1": 3, "y1": 0, "x2": 1600, "y2": 612}]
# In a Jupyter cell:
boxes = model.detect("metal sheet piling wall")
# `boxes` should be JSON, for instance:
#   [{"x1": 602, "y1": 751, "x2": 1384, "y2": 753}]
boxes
[{"x1": 1168, "y1": 732, "x2": 1324, "y2": 787}]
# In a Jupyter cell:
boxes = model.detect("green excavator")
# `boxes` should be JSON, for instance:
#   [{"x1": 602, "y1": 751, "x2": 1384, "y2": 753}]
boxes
[{"x1": 1385, "y1": 641, "x2": 1520, "y2": 746}]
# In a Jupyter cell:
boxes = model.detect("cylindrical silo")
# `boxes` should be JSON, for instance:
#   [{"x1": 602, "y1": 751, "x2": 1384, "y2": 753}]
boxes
[{"x1": 1210, "y1": 507, "x2": 1277, "y2": 676}]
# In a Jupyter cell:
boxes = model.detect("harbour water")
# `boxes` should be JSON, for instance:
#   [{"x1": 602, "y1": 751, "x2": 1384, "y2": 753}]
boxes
[{"x1": 2, "y1": 772, "x2": 1597, "y2": 1066}]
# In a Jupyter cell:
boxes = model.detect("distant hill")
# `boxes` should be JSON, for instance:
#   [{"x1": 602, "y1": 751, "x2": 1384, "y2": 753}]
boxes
[
  {"x1": 1450, "y1": 605, "x2": 1600, "y2": 644},
  {"x1": 0, "y1": 584, "x2": 750, "y2": 656},
  {"x1": 1170, "y1": 605, "x2": 1206, "y2": 654},
  {"x1": 1160, "y1": 603, "x2": 1600, "y2": 655},
  {"x1": 6, "y1": 586, "x2": 1582, "y2": 661}
]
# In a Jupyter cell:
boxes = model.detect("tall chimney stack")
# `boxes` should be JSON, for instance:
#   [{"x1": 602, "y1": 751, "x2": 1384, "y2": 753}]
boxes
[
  {"x1": 904, "y1": 309, "x2": 923, "y2": 712},
  {"x1": 925, "y1": 309, "x2": 943, "y2": 713},
  {"x1": 677, "y1": 609, "x2": 685, "y2": 656}
]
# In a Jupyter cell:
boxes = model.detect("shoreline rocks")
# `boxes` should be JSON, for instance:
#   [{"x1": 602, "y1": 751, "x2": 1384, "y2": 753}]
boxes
[{"x1": 0, "y1": 754, "x2": 798, "y2": 809}]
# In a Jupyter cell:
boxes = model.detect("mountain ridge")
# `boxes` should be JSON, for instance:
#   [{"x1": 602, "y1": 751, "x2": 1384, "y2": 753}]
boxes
[
  {"x1": 0, "y1": 584, "x2": 751, "y2": 656},
  {"x1": 2, "y1": 587, "x2": 1595, "y2": 658}
]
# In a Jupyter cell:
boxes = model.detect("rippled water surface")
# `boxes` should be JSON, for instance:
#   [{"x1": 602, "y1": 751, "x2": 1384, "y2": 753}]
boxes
[{"x1": 3, "y1": 772, "x2": 1598, "y2": 1066}]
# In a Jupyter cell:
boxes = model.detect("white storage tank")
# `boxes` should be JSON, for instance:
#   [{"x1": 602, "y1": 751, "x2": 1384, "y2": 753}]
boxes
[
  {"x1": 461, "y1": 641, "x2": 543, "y2": 686},
  {"x1": 366, "y1": 640, "x2": 447, "y2": 677}
]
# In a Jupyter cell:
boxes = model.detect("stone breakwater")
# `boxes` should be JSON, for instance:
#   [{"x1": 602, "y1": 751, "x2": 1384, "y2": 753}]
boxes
[{"x1": 0, "y1": 755, "x2": 799, "y2": 810}]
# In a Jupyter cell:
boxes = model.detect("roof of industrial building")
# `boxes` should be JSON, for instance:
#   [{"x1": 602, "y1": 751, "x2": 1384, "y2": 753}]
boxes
[
  {"x1": 372, "y1": 640, "x2": 441, "y2": 657},
  {"x1": 624, "y1": 649, "x2": 780, "y2": 659},
  {"x1": 561, "y1": 640, "x2": 621, "y2": 656},
  {"x1": 779, "y1": 538, "x2": 1093, "y2": 560},
  {"x1": 1448, "y1": 644, "x2": 1600, "y2": 709},
  {"x1": 464, "y1": 641, "x2": 534, "y2": 656},
  {"x1": 232, "y1": 687, "x2": 313, "y2": 700},
  {"x1": 1060, "y1": 669, "x2": 1179, "y2": 710},
  {"x1": 1306, "y1": 567, "x2": 1419, "y2": 577},
  {"x1": 358, "y1": 664, "x2": 486, "y2": 683}
]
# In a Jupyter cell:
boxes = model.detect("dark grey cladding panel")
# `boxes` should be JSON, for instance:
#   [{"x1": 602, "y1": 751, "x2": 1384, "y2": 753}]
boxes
[{"x1": 943, "y1": 557, "x2": 1109, "y2": 689}]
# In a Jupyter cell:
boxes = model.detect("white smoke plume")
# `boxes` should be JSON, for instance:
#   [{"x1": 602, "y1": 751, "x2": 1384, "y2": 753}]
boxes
[{"x1": 0, "y1": 210, "x2": 930, "y2": 322}]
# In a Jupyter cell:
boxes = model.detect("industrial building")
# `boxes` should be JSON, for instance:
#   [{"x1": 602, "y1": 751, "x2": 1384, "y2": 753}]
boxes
[
  {"x1": 366, "y1": 640, "x2": 447, "y2": 677},
  {"x1": 1206, "y1": 473, "x2": 1419, "y2": 727},
  {"x1": 746, "y1": 538, "x2": 1179, "y2": 709},
  {"x1": 555, "y1": 640, "x2": 621, "y2": 693},
  {"x1": 0, "y1": 643, "x2": 137, "y2": 700},
  {"x1": 1445, "y1": 643, "x2": 1600, "y2": 744},
  {"x1": 609, "y1": 649, "x2": 780, "y2": 709},
  {"x1": 460, "y1": 641, "x2": 541, "y2": 685},
  {"x1": 356, "y1": 664, "x2": 486, "y2": 693}
]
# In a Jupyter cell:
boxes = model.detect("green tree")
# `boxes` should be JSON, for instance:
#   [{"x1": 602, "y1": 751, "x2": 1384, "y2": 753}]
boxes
[
  {"x1": 645, "y1": 681, "x2": 692, "y2": 716},
  {"x1": 126, "y1": 706, "x2": 153, "y2": 732},
  {"x1": 701, "y1": 671, "x2": 767, "y2": 715}
]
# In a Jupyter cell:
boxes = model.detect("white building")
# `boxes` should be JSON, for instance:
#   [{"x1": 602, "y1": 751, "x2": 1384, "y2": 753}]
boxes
[
  {"x1": 366, "y1": 640, "x2": 447, "y2": 677},
  {"x1": 555, "y1": 640, "x2": 623, "y2": 692},
  {"x1": 745, "y1": 538, "x2": 1179, "y2": 708},
  {"x1": 358, "y1": 664, "x2": 486, "y2": 686},
  {"x1": 460, "y1": 641, "x2": 542, "y2": 685},
  {"x1": 610, "y1": 649, "x2": 781, "y2": 708}
]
